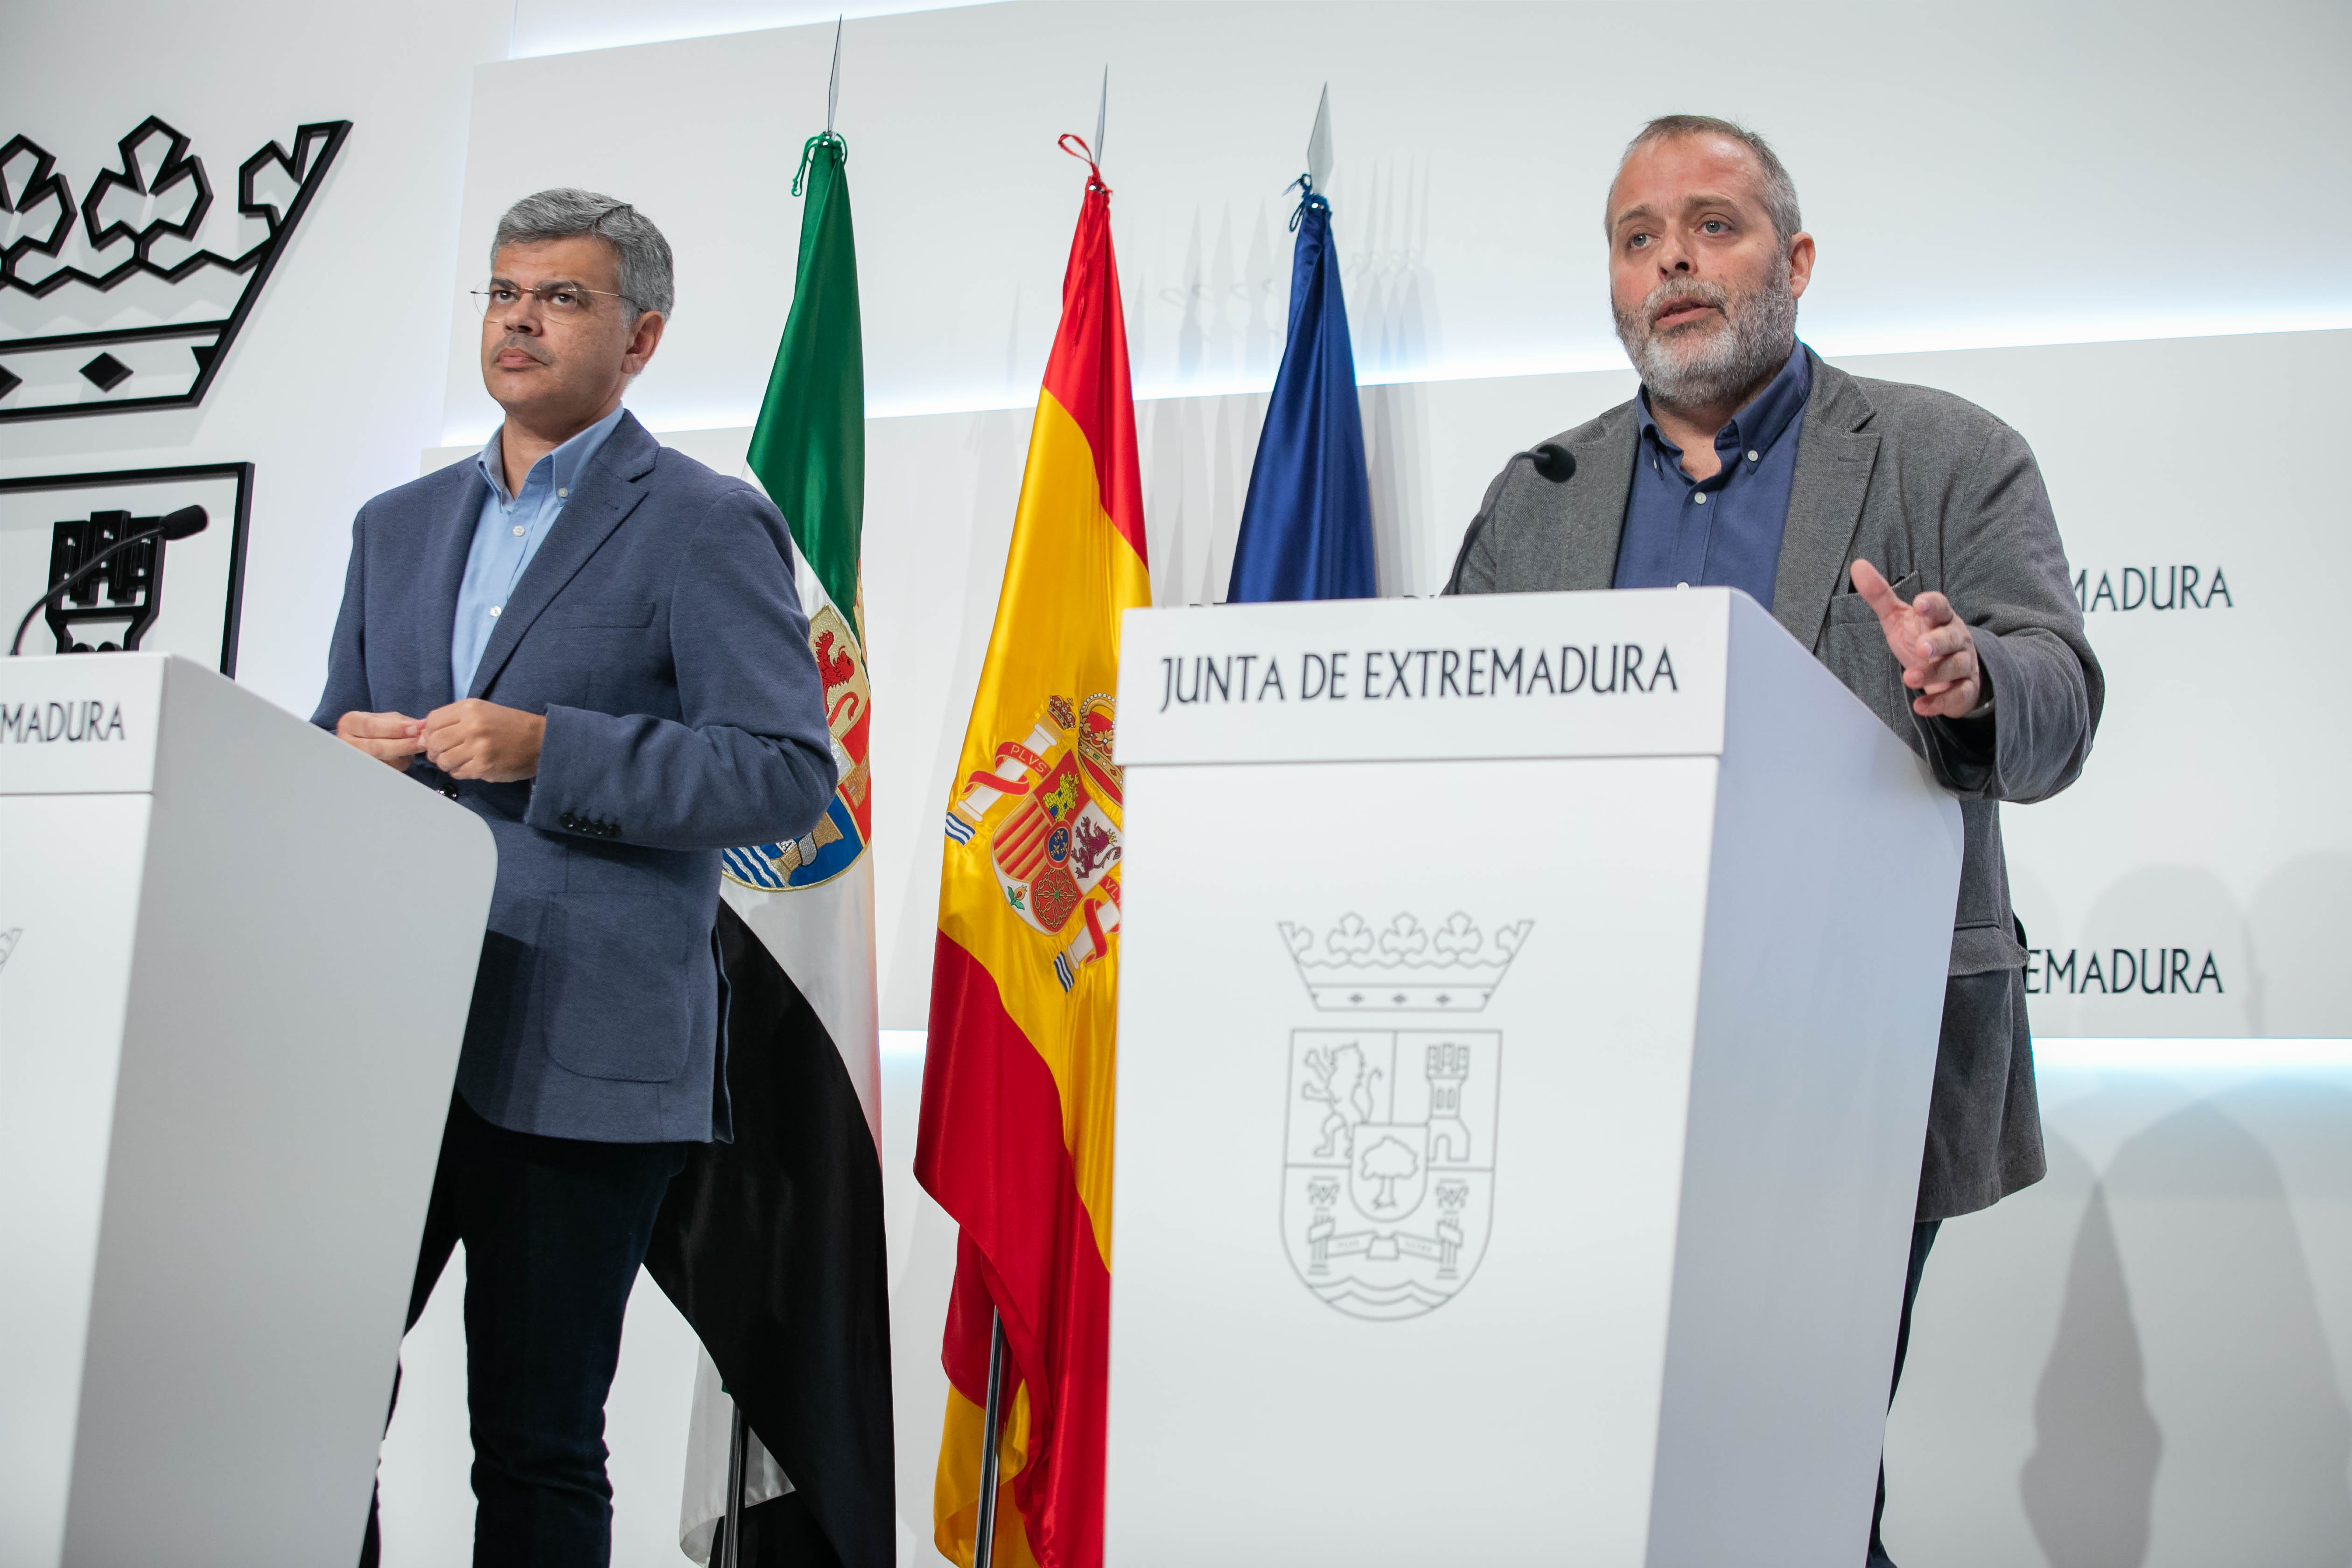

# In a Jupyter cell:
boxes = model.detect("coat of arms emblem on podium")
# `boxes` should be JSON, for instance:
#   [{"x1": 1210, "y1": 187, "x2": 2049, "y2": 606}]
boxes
[{"x1": 1277, "y1": 913, "x2": 1531, "y2": 1322}]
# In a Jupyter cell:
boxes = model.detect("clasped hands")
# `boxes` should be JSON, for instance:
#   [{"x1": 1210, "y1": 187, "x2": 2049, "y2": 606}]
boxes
[
  {"x1": 1849, "y1": 560, "x2": 1985, "y2": 720},
  {"x1": 336, "y1": 699, "x2": 545, "y2": 782}
]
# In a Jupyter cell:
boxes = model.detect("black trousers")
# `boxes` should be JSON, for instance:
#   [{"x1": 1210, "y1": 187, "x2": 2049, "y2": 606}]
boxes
[
  {"x1": 1868, "y1": 1219, "x2": 1942, "y2": 1568},
  {"x1": 360, "y1": 1097, "x2": 687, "y2": 1568}
]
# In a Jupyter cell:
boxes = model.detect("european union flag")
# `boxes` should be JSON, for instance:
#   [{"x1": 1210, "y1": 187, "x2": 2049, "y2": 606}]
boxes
[{"x1": 1227, "y1": 174, "x2": 1376, "y2": 602}]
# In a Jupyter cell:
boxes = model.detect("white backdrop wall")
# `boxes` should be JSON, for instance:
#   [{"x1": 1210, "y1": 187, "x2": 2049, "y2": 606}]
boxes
[
  {"x1": 442, "y1": 0, "x2": 2352, "y2": 446},
  {"x1": 429, "y1": 330, "x2": 2352, "y2": 1042},
  {"x1": 6, "y1": 2, "x2": 2351, "y2": 1566}
]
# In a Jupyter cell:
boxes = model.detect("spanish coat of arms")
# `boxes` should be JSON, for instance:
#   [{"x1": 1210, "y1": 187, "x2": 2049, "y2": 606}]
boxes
[
  {"x1": 1279, "y1": 913, "x2": 1529, "y2": 1322},
  {"x1": 944, "y1": 692, "x2": 1124, "y2": 991}
]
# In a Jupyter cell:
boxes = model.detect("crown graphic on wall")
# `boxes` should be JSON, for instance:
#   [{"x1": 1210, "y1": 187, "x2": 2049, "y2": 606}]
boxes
[
  {"x1": 1280, "y1": 912, "x2": 1533, "y2": 1013},
  {"x1": 0, "y1": 115, "x2": 350, "y2": 421}
]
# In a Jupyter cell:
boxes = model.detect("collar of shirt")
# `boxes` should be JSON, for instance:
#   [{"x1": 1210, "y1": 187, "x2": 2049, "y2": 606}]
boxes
[
  {"x1": 450, "y1": 404, "x2": 630, "y2": 699},
  {"x1": 1635, "y1": 339, "x2": 1813, "y2": 480},
  {"x1": 475, "y1": 401, "x2": 630, "y2": 508}
]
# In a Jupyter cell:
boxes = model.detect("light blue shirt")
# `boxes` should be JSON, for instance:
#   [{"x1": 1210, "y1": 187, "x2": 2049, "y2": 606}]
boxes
[{"x1": 453, "y1": 404, "x2": 629, "y2": 697}]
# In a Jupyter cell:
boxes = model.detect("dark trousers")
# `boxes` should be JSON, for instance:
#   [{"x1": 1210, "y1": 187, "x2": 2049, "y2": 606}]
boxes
[
  {"x1": 1868, "y1": 1219, "x2": 1942, "y2": 1568},
  {"x1": 359, "y1": 1097, "x2": 687, "y2": 1568}
]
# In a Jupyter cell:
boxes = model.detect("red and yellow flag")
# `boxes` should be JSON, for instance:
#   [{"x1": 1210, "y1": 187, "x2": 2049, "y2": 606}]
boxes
[{"x1": 914, "y1": 140, "x2": 1149, "y2": 1568}]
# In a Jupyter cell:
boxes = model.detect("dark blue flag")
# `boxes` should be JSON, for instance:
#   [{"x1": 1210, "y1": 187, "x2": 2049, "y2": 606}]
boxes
[{"x1": 1227, "y1": 180, "x2": 1376, "y2": 601}]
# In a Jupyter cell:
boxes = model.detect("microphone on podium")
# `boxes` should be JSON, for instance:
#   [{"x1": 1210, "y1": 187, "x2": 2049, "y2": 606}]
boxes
[
  {"x1": 9, "y1": 504, "x2": 209, "y2": 657},
  {"x1": 1443, "y1": 443, "x2": 1576, "y2": 593},
  {"x1": 1528, "y1": 441, "x2": 1576, "y2": 483}
]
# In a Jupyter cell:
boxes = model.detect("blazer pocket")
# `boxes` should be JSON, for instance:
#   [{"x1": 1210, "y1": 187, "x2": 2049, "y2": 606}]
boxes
[
  {"x1": 537, "y1": 895, "x2": 693, "y2": 1082},
  {"x1": 1826, "y1": 570, "x2": 1921, "y2": 623},
  {"x1": 544, "y1": 599, "x2": 656, "y2": 630}
]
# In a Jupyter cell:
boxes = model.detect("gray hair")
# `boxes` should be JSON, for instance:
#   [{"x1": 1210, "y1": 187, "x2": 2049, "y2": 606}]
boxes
[
  {"x1": 491, "y1": 188, "x2": 675, "y2": 318},
  {"x1": 1613, "y1": 115, "x2": 1803, "y2": 248}
]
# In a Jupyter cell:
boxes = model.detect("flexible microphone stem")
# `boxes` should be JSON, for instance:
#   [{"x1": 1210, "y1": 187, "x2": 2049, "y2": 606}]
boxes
[{"x1": 11, "y1": 524, "x2": 171, "y2": 658}]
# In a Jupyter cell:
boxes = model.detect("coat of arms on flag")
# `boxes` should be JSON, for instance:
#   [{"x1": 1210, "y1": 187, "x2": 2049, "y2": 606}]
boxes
[
  {"x1": 724, "y1": 598, "x2": 873, "y2": 891},
  {"x1": 945, "y1": 692, "x2": 1123, "y2": 991}
]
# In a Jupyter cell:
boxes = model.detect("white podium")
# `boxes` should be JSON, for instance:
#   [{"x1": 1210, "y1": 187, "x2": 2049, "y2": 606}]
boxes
[
  {"x1": 0, "y1": 654, "x2": 496, "y2": 1568},
  {"x1": 1107, "y1": 588, "x2": 1962, "y2": 1565}
]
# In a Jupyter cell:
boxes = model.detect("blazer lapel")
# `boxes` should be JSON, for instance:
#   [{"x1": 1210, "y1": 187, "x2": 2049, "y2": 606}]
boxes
[
  {"x1": 1771, "y1": 355, "x2": 1881, "y2": 650},
  {"x1": 1554, "y1": 409, "x2": 1638, "y2": 590},
  {"x1": 467, "y1": 413, "x2": 660, "y2": 701},
  {"x1": 420, "y1": 464, "x2": 487, "y2": 712}
]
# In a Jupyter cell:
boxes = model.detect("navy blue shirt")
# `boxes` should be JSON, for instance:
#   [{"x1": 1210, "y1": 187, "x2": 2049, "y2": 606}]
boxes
[{"x1": 1613, "y1": 342, "x2": 1813, "y2": 609}]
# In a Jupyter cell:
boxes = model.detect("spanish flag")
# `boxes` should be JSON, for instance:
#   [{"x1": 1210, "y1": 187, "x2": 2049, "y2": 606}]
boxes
[{"x1": 914, "y1": 137, "x2": 1148, "y2": 1568}]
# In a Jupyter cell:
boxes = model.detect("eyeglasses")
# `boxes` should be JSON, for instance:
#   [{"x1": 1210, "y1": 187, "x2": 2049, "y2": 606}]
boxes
[{"x1": 470, "y1": 280, "x2": 643, "y2": 321}]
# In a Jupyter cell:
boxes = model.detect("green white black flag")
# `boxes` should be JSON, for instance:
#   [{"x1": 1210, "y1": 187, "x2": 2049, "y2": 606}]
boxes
[{"x1": 644, "y1": 128, "x2": 894, "y2": 1568}]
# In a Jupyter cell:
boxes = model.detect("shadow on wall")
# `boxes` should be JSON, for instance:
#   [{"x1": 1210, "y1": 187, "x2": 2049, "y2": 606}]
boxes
[
  {"x1": 1157, "y1": 199, "x2": 1280, "y2": 391},
  {"x1": 2025, "y1": 853, "x2": 2352, "y2": 1040},
  {"x1": 2084, "y1": 1099, "x2": 2352, "y2": 1561},
  {"x1": 1137, "y1": 389, "x2": 1266, "y2": 607},
  {"x1": 1344, "y1": 153, "x2": 1441, "y2": 386},
  {"x1": 2052, "y1": 864, "x2": 2249, "y2": 1036},
  {"x1": 1361, "y1": 380, "x2": 1432, "y2": 595},
  {"x1": 2245, "y1": 851, "x2": 2352, "y2": 1037},
  {"x1": 2019, "y1": 1181, "x2": 2162, "y2": 1566}
]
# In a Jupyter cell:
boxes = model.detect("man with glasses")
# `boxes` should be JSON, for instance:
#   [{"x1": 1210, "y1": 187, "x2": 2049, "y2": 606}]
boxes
[{"x1": 313, "y1": 189, "x2": 835, "y2": 1566}]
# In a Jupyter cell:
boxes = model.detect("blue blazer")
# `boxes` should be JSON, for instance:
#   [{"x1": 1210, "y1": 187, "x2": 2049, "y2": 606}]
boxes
[{"x1": 312, "y1": 413, "x2": 835, "y2": 1143}]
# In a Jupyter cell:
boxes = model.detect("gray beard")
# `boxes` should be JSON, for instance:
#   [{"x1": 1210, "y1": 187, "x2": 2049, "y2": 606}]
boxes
[{"x1": 1614, "y1": 258, "x2": 1798, "y2": 413}]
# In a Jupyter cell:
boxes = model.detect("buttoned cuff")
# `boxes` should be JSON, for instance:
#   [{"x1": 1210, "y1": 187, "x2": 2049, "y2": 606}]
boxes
[{"x1": 525, "y1": 704, "x2": 629, "y2": 840}]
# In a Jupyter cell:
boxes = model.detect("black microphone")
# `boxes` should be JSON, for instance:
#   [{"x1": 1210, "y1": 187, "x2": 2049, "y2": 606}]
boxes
[
  {"x1": 10, "y1": 505, "x2": 208, "y2": 657},
  {"x1": 1442, "y1": 443, "x2": 1577, "y2": 594}
]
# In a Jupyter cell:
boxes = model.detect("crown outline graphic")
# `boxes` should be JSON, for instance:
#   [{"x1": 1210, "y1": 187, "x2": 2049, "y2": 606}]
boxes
[
  {"x1": 1280, "y1": 912, "x2": 1533, "y2": 1013},
  {"x1": 0, "y1": 114, "x2": 351, "y2": 421}
]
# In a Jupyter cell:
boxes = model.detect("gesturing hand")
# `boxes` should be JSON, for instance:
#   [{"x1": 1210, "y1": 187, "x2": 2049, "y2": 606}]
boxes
[
  {"x1": 420, "y1": 699, "x2": 546, "y2": 782},
  {"x1": 1850, "y1": 560, "x2": 1984, "y2": 719},
  {"x1": 336, "y1": 710, "x2": 425, "y2": 768}
]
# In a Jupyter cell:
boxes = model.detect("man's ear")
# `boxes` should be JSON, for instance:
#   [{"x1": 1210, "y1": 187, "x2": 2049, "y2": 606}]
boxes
[
  {"x1": 1786, "y1": 232, "x2": 1817, "y2": 300},
  {"x1": 623, "y1": 310, "x2": 666, "y2": 376}
]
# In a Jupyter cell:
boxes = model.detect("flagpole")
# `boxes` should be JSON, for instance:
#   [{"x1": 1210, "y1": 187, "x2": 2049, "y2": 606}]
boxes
[
  {"x1": 719, "y1": 1402, "x2": 748, "y2": 1568},
  {"x1": 973, "y1": 1309, "x2": 1008, "y2": 1568}
]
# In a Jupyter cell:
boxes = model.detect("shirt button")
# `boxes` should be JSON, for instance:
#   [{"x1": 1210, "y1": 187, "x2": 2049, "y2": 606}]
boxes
[
  {"x1": 557, "y1": 488, "x2": 569, "y2": 498},
  {"x1": 1694, "y1": 492, "x2": 1708, "y2": 504},
  {"x1": 1677, "y1": 581, "x2": 1691, "y2": 589},
  {"x1": 1747, "y1": 450, "x2": 1760, "y2": 462},
  {"x1": 512, "y1": 525, "x2": 525, "y2": 536},
  {"x1": 489, "y1": 605, "x2": 501, "y2": 617}
]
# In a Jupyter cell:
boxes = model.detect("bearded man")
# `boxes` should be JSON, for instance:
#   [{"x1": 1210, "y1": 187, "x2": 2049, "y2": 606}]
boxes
[{"x1": 1447, "y1": 116, "x2": 2101, "y2": 1567}]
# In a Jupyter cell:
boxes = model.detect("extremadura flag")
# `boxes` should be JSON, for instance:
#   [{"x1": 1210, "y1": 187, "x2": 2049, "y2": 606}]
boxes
[
  {"x1": 915, "y1": 136, "x2": 1150, "y2": 1568},
  {"x1": 644, "y1": 129, "x2": 895, "y2": 1568}
]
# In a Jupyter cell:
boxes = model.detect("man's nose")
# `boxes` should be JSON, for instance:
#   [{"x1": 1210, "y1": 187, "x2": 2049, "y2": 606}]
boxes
[{"x1": 1656, "y1": 237, "x2": 1695, "y2": 275}]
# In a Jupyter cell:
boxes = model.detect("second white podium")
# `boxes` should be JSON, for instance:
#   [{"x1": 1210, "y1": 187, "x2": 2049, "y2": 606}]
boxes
[
  {"x1": 1108, "y1": 588, "x2": 1962, "y2": 1565},
  {"x1": 0, "y1": 655, "x2": 496, "y2": 1568}
]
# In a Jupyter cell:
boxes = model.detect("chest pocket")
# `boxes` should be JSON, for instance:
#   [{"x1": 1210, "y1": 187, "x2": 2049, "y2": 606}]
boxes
[
  {"x1": 544, "y1": 600, "x2": 655, "y2": 630},
  {"x1": 1824, "y1": 570, "x2": 1922, "y2": 741}
]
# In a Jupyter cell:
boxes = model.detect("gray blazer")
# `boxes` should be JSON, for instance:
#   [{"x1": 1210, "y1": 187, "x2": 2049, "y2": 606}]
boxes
[{"x1": 1448, "y1": 351, "x2": 2102, "y2": 1218}]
